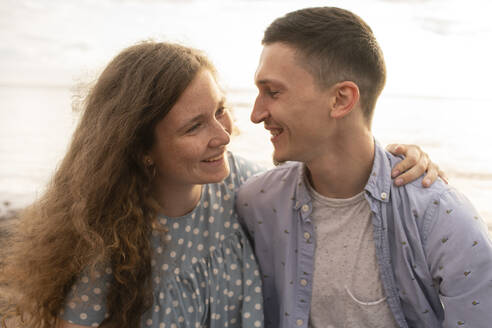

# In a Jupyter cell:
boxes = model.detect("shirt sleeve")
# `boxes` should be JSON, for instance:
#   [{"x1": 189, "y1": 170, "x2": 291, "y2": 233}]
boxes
[
  {"x1": 61, "y1": 267, "x2": 112, "y2": 326},
  {"x1": 425, "y1": 188, "x2": 492, "y2": 328}
]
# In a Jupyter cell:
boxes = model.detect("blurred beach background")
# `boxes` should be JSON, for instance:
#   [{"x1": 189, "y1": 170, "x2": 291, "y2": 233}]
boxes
[{"x1": 0, "y1": 0, "x2": 491, "y2": 233}]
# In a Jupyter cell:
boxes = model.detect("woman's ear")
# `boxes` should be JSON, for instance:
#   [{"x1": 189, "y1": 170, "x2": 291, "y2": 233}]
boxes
[
  {"x1": 143, "y1": 155, "x2": 154, "y2": 167},
  {"x1": 330, "y1": 81, "x2": 360, "y2": 119}
]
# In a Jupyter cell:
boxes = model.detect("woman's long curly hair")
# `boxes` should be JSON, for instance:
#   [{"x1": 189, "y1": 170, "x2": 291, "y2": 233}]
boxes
[{"x1": 0, "y1": 41, "x2": 215, "y2": 327}]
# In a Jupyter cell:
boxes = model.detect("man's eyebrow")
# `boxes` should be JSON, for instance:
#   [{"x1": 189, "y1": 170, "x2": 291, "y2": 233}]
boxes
[
  {"x1": 255, "y1": 79, "x2": 285, "y2": 88},
  {"x1": 256, "y1": 79, "x2": 271, "y2": 85}
]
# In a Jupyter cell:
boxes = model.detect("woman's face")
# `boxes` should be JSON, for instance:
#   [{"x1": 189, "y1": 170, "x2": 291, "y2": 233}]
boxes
[{"x1": 149, "y1": 69, "x2": 231, "y2": 190}]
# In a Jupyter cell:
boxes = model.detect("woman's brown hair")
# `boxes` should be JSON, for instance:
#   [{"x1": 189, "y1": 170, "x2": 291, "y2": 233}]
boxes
[{"x1": 0, "y1": 41, "x2": 215, "y2": 327}]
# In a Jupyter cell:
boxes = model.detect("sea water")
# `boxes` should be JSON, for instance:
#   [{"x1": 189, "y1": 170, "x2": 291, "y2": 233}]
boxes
[{"x1": 1, "y1": 0, "x2": 491, "y2": 230}]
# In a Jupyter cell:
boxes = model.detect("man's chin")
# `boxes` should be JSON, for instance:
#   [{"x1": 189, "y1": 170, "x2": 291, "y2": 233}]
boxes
[{"x1": 272, "y1": 152, "x2": 288, "y2": 166}]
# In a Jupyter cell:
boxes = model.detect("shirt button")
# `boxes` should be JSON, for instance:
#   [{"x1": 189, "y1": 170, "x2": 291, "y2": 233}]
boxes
[
  {"x1": 300, "y1": 279, "x2": 308, "y2": 286},
  {"x1": 296, "y1": 319, "x2": 304, "y2": 326},
  {"x1": 304, "y1": 232, "x2": 311, "y2": 240},
  {"x1": 302, "y1": 204, "x2": 309, "y2": 212},
  {"x1": 381, "y1": 192, "x2": 387, "y2": 200}
]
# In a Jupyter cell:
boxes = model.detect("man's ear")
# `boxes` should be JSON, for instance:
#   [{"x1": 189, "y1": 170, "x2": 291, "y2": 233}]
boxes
[{"x1": 330, "y1": 81, "x2": 360, "y2": 119}]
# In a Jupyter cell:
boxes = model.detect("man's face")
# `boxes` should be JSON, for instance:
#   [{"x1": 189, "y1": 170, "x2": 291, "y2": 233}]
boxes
[{"x1": 251, "y1": 43, "x2": 334, "y2": 164}]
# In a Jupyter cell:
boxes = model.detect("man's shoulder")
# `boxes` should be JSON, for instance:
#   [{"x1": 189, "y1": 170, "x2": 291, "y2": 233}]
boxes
[
  {"x1": 236, "y1": 161, "x2": 301, "y2": 229},
  {"x1": 237, "y1": 160, "x2": 301, "y2": 201},
  {"x1": 238, "y1": 161, "x2": 301, "y2": 195},
  {"x1": 386, "y1": 151, "x2": 483, "y2": 236},
  {"x1": 383, "y1": 149, "x2": 449, "y2": 200}
]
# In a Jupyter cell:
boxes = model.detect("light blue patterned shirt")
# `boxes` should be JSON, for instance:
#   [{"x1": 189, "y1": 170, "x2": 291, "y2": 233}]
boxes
[
  {"x1": 237, "y1": 141, "x2": 492, "y2": 328},
  {"x1": 62, "y1": 152, "x2": 265, "y2": 328}
]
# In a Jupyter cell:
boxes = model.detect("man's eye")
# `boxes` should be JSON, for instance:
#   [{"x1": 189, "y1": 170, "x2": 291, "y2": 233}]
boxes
[
  {"x1": 215, "y1": 106, "x2": 226, "y2": 117},
  {"x1": 268, "y1": 90, "x2": 280, "y2": 97}
]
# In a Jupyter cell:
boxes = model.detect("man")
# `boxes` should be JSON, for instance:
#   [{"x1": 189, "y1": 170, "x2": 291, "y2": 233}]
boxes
[{"x1": 237, "y1": 7, "x2": 492, "y2": 328}]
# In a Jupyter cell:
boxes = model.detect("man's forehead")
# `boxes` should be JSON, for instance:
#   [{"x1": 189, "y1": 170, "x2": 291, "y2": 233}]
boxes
[
  {"x1": 255, "y1": 45, "x2": 291, "y2": 79},
  {"x1": 255, "y1": 43, "x2": 314, "y2": 87}
]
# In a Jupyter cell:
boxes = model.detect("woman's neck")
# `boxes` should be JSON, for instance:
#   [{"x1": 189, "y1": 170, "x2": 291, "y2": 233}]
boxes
[{"x1": 154, "y1": 183, "x2": 203, "y2": 218}]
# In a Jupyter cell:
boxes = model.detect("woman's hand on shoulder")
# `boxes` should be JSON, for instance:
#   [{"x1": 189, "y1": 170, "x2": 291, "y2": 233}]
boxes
[{"x1": 386, "y1": 143, "x2": 448, "y2": 187}]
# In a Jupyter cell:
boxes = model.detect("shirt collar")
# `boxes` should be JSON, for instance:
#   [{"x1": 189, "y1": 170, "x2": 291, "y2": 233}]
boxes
[
  {"x1": 293, "y1": 164, "x2": 311, "y2": 211},
  {"x1": 292, "y1": 139, "x2": 392, "y2": 208},
  {"x1": 364, "y1": 139, "x2": 392, "y2": 203}
]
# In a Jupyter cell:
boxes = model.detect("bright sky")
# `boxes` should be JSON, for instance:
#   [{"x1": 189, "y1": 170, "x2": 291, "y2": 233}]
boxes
[{"x1": 1, "y1": 0, "x2": 491, "y2": 98}]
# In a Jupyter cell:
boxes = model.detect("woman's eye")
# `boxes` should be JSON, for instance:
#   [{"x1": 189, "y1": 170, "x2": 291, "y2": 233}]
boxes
[{"x1": 186, "y1": 123, "x2": 201, "y2": 133}]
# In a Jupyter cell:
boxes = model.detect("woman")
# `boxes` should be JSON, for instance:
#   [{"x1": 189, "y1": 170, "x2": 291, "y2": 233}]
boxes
[{"x1": 0, "y1": 41, "x2": 439, "y2": 328}]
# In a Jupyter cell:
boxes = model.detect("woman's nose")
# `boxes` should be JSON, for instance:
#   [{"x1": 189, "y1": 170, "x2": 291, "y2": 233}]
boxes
[{"x1": 208, "y1": 121, "x2": 230, "y2": 148}]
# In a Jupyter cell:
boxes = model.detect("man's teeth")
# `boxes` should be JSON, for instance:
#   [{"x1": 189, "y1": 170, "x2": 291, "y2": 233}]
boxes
[
  {"x1": 204, "y1": 155, "x2": 222, "y2": 162},
  {"x1": 270, "y1": 129, "x2": 282, "y2": 137}
]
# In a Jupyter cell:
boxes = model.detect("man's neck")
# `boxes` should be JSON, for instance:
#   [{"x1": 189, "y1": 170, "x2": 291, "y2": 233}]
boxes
[{"x1": 306, "y1": 131, "x2": 374, "y2": 199}]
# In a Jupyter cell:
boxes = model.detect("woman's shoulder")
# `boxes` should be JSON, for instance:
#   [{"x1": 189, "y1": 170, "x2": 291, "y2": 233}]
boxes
[{"x1": 225, "y1": 151, "x2": 266, "y2": 188}]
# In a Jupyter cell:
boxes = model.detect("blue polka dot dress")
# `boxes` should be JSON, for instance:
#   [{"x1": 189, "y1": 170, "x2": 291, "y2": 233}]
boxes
[{"x1": 61, "y1": 152, "x2": 265, "y2": 327}]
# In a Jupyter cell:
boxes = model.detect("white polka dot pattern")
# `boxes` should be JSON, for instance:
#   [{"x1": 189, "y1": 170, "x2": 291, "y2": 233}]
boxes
[{"x1": 61, "y1": 152, "x2": 265, "y2": 327}]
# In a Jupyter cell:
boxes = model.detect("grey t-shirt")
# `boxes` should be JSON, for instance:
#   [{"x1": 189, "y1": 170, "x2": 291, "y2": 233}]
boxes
[{"x1": 307, "y1": 182, "x2": 397, "y2": 328}]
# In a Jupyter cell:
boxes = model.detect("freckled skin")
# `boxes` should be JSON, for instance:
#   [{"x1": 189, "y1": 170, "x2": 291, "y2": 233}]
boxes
[{"x1": 150, "y1": 69, "x2": 232, "y2": 190}]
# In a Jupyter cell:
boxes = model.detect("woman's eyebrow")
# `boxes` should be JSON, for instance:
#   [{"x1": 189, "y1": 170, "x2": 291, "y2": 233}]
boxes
[
  {"x1": 179, "y1": 97, "x2": 226, "y2": 131},
  {"x1": 180, "y1": 114, "x2": 206, "y2": 130}
]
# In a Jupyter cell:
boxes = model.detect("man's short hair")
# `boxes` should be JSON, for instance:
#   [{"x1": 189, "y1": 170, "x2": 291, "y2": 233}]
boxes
[{"x1": 263, "y1": 7, "x2": 386, "y2": 124}]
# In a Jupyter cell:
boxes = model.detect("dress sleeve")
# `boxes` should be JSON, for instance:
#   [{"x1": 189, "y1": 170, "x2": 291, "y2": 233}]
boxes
[
  {"x1": 61, "y1": 267, "x2": 112, "y2": 326},
  {"x1": 238, "y1": 233, "x2": 265, "y2": 328},
  {"x1": 425, "y1": 188, "x2": 492, "y2": 328},
  {"x1": 227, "y1": 152, "x2": 266, "y2": 188}
]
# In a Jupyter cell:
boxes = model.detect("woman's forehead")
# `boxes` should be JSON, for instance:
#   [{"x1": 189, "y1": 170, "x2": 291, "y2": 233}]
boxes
[{"x1": 163, "y1": 70, "x2": 225, "y2": 124}]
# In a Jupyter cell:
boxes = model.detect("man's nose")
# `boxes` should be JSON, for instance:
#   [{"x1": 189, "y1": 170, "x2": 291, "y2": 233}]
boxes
[{"x1": 251, "y1": 96, "x2": 269, "y2": 124}]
